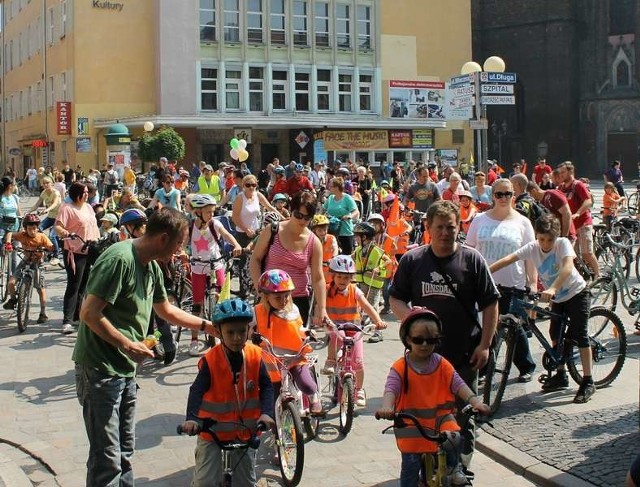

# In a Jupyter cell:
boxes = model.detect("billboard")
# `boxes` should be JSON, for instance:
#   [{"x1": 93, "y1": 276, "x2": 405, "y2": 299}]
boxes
[{"x1": 389, "y1": 80, "x2": 445, "y2": 119}]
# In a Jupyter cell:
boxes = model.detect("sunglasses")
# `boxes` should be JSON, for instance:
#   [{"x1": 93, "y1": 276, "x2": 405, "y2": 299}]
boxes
[
  {"x1": 494, "y1": 191, "x2": 514, "y2": 199},
  {"x1": 292, "y1": 210, "x2": 313, "y2": 221},
  {"x1": 244, "y1": 183, "x2": 257, "y2": 188},
  {"x1": 408, "y1": 336, "x2": 441, "y2": 346}
]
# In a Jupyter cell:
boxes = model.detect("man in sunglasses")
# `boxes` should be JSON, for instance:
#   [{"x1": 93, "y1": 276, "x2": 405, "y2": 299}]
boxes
[{"x1": 389, "y1": 200, "x2": 499, "y2": 474}]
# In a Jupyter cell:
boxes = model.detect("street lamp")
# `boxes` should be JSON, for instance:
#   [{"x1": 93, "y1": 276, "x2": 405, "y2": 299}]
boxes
[{"x1": 492, "y1": 120, "x2": 508, "y2": 165}]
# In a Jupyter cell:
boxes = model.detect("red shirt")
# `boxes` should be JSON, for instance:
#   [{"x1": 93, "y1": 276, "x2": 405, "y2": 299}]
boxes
[
  {"x1": 541, "y1": 189, "x2": 576, "y2": 241},
  {"x1": 560, "y1": 179, "x2": 592, "y2": 229},
  {"x1": 487, "y1": 169, "x2": 498, "y2": 185},
  {"x1": 286, "y1": 176, "x2": 314, "y2": 196},
  {"x1": 269, "y1": 178, "x2": 289, "y2": 200},
  {"x1": 533, "y1": 164, "x2": 552, "y2": 184}
]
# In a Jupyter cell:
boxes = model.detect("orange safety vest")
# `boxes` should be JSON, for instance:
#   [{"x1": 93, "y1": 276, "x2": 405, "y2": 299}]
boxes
[
  {"x1": 377, "y1": 233, "x2": 398, "y2": 276},
  {"x1": 321, "y1": 234, "x2": 337, "y2": 284},
  {"x1": 422, "y1": 226, "x2": 431, "y2": 245},
  {"x1": 197, "y1": 344, "x2": 263, "y2": 443},
  {"x1": 391, "y1": 355, "x2": 460, "y2": 454},
  {"x1": 326, "y1": 283, "x2": 361, "y2": 323},
  {"x1": 395, "y1": 218, "x2": 413, "y2": 255},
  {"x1": 254, "y1": 303, "x2": 307, "y2": 383}
]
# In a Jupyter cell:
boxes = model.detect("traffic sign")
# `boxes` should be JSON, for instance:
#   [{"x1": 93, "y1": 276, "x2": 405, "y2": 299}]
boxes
[
  {"x1": 451, "y1": 95, "x2": 475, "y2": 108},
  {"x1": 451, "y1": 85, "x2": 475, "y2": 97},
  {"x1": 470, "y1": 119, "x2": 488, "y2": 130},
  {"x1": 481, "y1": 95, "x2": 515, "y2": 105},
  {"x1": 480, "y1": 72, "x2": 517, "y2": 83},
  {"x1": 481, "y1": 84, "x2": 514, "y2": 94},
  {"x1": 450, "y1": 73, "x2": 475, "y2": 85}
]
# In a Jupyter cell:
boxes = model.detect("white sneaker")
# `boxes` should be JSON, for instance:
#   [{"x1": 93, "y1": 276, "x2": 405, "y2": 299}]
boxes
[
  {"x1": 448, "y1": 464, "x2": 467, "y2": 485},
  {"x1": 49, "y1": 258, "x2": 60, "y2": 267},
  {"x1": 61, "y1": 323, "x2": 74, "y2": 335},
  {"x1": 356, "y1": 389, "x2": 366, "y2": 407},
  {"x1": 188, "y1": 340, "x2": 203, "y2": 357}
]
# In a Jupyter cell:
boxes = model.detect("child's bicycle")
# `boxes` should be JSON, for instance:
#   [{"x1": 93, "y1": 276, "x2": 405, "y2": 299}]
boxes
[
  {"x1": 177, "y1": 418, "x2": 267, "y2": 487},
  {"x1": 323, "y1": 319, "x2": 375, "y2": 436},
  {"x1": 252, "y1": 331, "x2": 321, "y2": 486},
  {"x1": 12, "y1": 246, "x2": 49, "y2": 333},
  {"x1": 377, "y1": 404, "x2": 485, "y2": 487}
]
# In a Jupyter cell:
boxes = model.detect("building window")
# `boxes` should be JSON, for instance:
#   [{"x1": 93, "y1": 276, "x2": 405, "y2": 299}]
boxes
[
  {"x1": 36, "y1": 81, "x2": 42, "y2": 112},
  {"x1": 272, "y1": 70, "x2": 288, "y2": 110},
  {"x1": 616, "y1": 60, "x2": 631, "y2": 87},
  {"x1": 315, "y1": 1, "x2": 330, "y2": 47},
  {"x1": 357, "y1": 5, "x2": 371, "y2": 49},
  {"x1": 247, "y1": 0, "x2": 263, "y2": 43},
  {"x1": 452, "y1": 129, "x2": 465, "y2": 144},
  {"x1": 295, "y1": 72, "x2": 309, "y2": 111},
  {"x1": 317, "y1": 69, "x2": 331, "y2": 111},
  {"x1": 359, "y1": 74, "x2": 372, "y2": 111},
  {"x1": 201, "y1": 68, "x2": 218, "y2": 110},
  {"x1": 249, "y1": 67, "x2": 264, "y2": 111},
  {"x1": 61, "y1": 0, "x2": 67, "y2": 38},
  {"x1": 339, "y1": 74, "x2": 352, "y2": 111},
  {"x1": 7, "y1": 41, "x2": 13, "y2": 71},
  {"x1": 225, "y1": 69, "x2": 242, "y2": 110},
  {"x1": 270, "y1": 0, "x2": 285, "y2": 44},
  {"x1": 61, "y1": 72, "x2": 67, "y2": 101},
  {"x1": 199, "y1": 0, "x2": 216, "y2": 42},
  {"x1": 223, "y1": 0, "x2": 240, "y2": 43},
  {"x1": 336, "y1": 4, "x2": 350, "y2": 48},
  {"x1": 47, "y1": 7, "x2": 54, "y2": 44},
  {"x1": 293, "y1": 0, "x2": 308, "y2": 46}
]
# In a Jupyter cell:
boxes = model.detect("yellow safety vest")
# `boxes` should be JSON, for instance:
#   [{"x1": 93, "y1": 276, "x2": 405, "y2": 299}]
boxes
[
  {"x1": 353, "y1": 243, "x2": 388, "y2": 289},
  {"x1": 197, "y1": 175, "x2": 222, "y2": 201}
]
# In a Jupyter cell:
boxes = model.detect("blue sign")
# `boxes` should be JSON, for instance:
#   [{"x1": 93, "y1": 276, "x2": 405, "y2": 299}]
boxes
[
  {"x1": 449, "y1": 73, "x2": 474, "y2": 85},
  {"x1": 314, "y1": 138, "x2": 327, "y2": 163},
  {"x1": 481, "y1": 72, "x2": 517, "y2": 83}
]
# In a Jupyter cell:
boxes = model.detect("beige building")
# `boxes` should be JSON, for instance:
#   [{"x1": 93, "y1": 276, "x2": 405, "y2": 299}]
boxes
[{"x1": 1, "y1": 0, "x2": 473, "y2": 176}]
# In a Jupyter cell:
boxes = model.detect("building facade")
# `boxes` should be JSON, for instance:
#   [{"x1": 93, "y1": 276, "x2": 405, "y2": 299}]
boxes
[{"x1": 1, "y1": 0, "x2": 473, "y2": 175}]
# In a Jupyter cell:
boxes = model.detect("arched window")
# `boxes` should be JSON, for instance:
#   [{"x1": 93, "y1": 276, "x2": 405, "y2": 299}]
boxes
[{"x1": 616, "y1": 60, "x2": 631, "y2": 87}]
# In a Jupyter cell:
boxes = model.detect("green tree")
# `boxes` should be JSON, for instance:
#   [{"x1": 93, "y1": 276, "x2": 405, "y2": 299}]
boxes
[{"x1": 138, "y1": 126, "x2": 185, "y2": 162}]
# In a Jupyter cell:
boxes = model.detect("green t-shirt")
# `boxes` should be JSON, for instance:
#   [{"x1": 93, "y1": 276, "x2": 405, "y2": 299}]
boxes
[{"x1": 72, "y1": 240, "x2": 167, "y2": 377}]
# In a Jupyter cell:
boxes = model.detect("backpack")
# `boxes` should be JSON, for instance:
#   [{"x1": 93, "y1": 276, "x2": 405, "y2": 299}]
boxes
[{"x1": 515, "y1": 193, "x2": 548, "y2": 225}]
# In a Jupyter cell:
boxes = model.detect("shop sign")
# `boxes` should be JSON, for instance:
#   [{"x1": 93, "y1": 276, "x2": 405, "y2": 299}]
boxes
[
  {"x1": 76, "y1": 137, "x2": 92, "y2": 153},
  {"x1": 295, "y1": 131, "x2": 310, "y2": 149},
  {"x1": 92, "y1": 0, "x2": 124, "y2": 12},
  {"x1": 412, "y1": 129, "x2": 434, "y2": 149},
  {"x1": 323, "y1": 130, "x2": 388, "y2": 151},
  {"x1": 32, "y1": 139, "x2": 48, "y2": 148},
  {"x1": 389, "y1": 80, "x2": 446, "y2": 120},
  {"x1": 313, "y1": 137, "x2": 327, "y2": 162},
  {"x1": 77, "y1": 117, "x2": 89, "y2": 135},
  {"x1": 57, "y1": 102, "x2": 71, "y2": 135},
  {"x1": 388, "y1": 130, "x2": 412, "y2": 148},
  {"x1": 8, "y1": 147, "x2": 21, "y2": 156},
  {"x1": 233, "y1": 128, "x2": 252, "y2": 143}
]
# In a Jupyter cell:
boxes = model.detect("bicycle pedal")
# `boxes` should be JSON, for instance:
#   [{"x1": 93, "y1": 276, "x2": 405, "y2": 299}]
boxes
[{"x1": 538, "y1": 374, "x2": 549, "y2": 384}]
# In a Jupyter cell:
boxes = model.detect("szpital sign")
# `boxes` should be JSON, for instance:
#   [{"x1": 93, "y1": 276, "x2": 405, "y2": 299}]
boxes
[{"x1": 92, "y1": 0, "x2": 124, "y2": 11}]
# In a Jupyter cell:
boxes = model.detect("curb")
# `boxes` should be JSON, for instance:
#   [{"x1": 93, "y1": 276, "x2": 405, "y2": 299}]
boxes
[
  {"x1": 476, "y1": 429, "x2": 596, "y2": 487},
  {"x1": 0, "y1": 448, "x2": 32, "y2": 487}
]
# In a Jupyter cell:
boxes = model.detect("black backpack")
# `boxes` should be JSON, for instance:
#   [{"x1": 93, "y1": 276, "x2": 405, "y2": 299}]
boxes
[{"x1": 515, "y1": 193, "x2": 548, "y2": 225}]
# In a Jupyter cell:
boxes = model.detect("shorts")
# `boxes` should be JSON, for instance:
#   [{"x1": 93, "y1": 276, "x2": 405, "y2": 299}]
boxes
[
  {"x1": 16, "y1": 260, "x2": 45, "y2": 290},
  {"x1": 549, "y1": 289, "x2": 590, "y2": 349},
  {"x1": 191, "y1": 269, "x2": 225, "y2": 305},
  {"x1": 575, "y1": 225, "x2": 594, "y2": 255}
]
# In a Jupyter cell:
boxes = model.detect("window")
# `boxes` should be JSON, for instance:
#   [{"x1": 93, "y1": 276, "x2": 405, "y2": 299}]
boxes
[
  {"x1": 452, "y1": 129, "x2": 465, "y2": 144},
  {"x1": 61, "y1": 72, "x2": 67, "y2": 101},
  {"x1": 7, "y1": 41, "x2": 13, "y2": 71},
  {"x1": 315, "y1": 2, "x2": 329, "y2": 47},
  {"x1": 18, "y1": 32, "x2": 23, "y2": 65},
  {"x1": 47, "y1": 7, "x2": 54, "y2": 44},
  {"x1": 616, "y1": 61, "x2": 631, "y2": 87},
  {"x1": 336, "y1": 4, "x2": 350, "y2": 48},
  {"x1": 201, "y1": 68, "x2": 218, "y2": 110},
  {"x1": 272, "y1": 70, "x2": 288, "y2": 110},
  {"x1": 270, "y1": 0, "x2": 285, "y2": 44},
  {"x1": 317, "y1": 69, "x2": 331, "y2": 111},
  {"x1": 223, "y1": 0, "x2": 240, "y2": 43},
  {"x1": 359, "y1": 74, "x2": 373, "y2": 111},
  {"x1": 247, "y1": 0, "x2": 263, "y2": 43},
  {"x1": 357, "y1": 5, "x2": 371, "y2": 49},
  {"x1": 47, "y1": 76, "x2": 54, "y2": 108},
  {"x1": 293, "y1": 1, "x2": 308, "y2": 46},
  {"x1": 27, "y1": 85, "x2": 33, "y2": 115},
  {"x1": 61, "y1": 0, "x2": 67, "y2": 38},
  {"x1": 249, "y1": 67, "x2": 264, "y2": 111},
  {"x1": 339, "y1": 74, "x2": 352, "y2": 111},
  {"x1": 36, "y1": 81, "x2": 42, "y2": 112},
  {"x1": 26, "y1": 24, "x2": 31, "y2": 58},
  {"x1": 19, "y1": 91, "x2": 24, "y2": 118},
  {"x1": 199, "y1": 0, "x2": 216, "y2": 42},
  {"x1": 295, "y1": 72, "x2": 309, "y2": 111},
  {"x1": 225, "y1": 70, "x2": 241, "y2": 110}
]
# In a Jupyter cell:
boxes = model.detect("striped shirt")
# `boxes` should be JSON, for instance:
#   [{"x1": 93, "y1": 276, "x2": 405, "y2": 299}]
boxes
[{"x1": 265, "y1": 230, "x2": 315, "y2": 297}]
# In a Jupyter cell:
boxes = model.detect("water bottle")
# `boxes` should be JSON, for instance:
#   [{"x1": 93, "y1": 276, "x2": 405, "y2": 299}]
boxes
[{"x1": 143, "y1": 330, "x2": 162, "y2": 349}]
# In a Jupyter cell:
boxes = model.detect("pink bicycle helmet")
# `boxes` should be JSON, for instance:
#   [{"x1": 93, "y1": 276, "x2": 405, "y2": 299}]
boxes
[
  {"x1": 383, "y1": 194, "x2": 396, "y2": 204},
  {"x1": 328, "y1": 255, "x2": 356, "y2": 274},
  {"x1": 258, "y1": 269, "x2": 295, "y2": 293}
]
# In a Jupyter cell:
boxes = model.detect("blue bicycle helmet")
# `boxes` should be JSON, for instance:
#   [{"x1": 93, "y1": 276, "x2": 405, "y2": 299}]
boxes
[
  {"x1": 212, "y1": 298, "x2": 254, "y2": 325},
  {"x1": 294, "y1": 163, "x2": 304, "y2": 172},
  {"x1": 274, "y1": 166, "x2": 285, "y2": 175},
  {"x1": 120, "y1": 208, "x2": 147, "y2": 227}
]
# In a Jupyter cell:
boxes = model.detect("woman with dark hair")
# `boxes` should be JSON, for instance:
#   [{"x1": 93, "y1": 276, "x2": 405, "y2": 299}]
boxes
[
  {"x1": 250, "y1": 191, "x2": 328, "y2": 326},
  {"x1": 54, "y1": 181, "x2": 100, "y2": 334},
  {"x1": 0, "y1": 176, "x2": 22, "y2": 309}
]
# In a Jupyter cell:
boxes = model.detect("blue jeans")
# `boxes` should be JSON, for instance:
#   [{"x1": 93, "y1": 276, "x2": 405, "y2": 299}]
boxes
[
  {"x1": 39, "y1": 216, "x2": 60, "y2": 255},
  {"x1": 75, "y1": 363, "x2": 137, "y2": 487}
]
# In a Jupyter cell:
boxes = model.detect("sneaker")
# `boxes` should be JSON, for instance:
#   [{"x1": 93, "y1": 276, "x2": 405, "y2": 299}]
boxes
[
  {"x1": 448, "y1": 463, "x2": 467, "y2": 485},
  {"x1": 321, "y1": 360, "x2": 336, "y2": 375},
  {"x1": 541, "y1": 371, "x2": 569, "y2": 391},
  {"x1": 518, "y1": 371, "x2": 533, "y2": 383},
  {"x1": 189, "y1": 340, "x2": 203, "y2": 357},
  {"x1": 49, "y1": 258, "x2": 60, "y2": 267},
  {"x1": 61, "y1": 322, "x2": 74, "y2": 335},
  {"x1": 37, "y1": 312, "x2": 48, "y2": 324},
  {"x1": 573, "y1": 381, "x2": 596, "y2": 404},
  {"x1": 309, "y1": 397, "x2": 324, "y2": 415},
  {"x1": 368, "y1": 331, "x2": 384, "y2": 343},
  {"x1": 3, "y1": 298, "x2": 16, "y2": 310},
  {"x1": 356, "y1": 389, "x2": 366, "y2": 407}
]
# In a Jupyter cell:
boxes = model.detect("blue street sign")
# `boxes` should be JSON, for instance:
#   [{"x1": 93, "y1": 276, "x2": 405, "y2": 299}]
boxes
[{"x1": 480, "y1": 72, "x2": 517, "y2": 83}]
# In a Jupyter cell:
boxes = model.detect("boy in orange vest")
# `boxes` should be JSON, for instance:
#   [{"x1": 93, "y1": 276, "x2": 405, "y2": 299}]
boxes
[
  {"x1": 376, "y1": 309, "x2": 490, "y2": 486},
  {"x1": 310, "y1": 214, "x2": 338, "y2": 284},
  {"x1": 180, "y1": 298, "x2": 274, "y2": 486},
  {"x1": 323, "y1": 255, "x2": 385, "y2": 407},
  {"x1": 368, "y1": 213, "x2": 397, "y2": 316}
]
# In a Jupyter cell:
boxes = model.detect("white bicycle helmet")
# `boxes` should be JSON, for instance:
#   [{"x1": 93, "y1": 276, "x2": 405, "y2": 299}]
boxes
[
  {"x1": 263, "y1": 211, "x2": 281, "y2": 225},
  {"x1": 368, "y1": 213, "x2": 385, "y2": 224},
  {"x1": 329, "y1": 255, "x2": 356, "y2": 274},
  {"x1": 190, "y1": 194, "x2": 216, "y2": 208}
]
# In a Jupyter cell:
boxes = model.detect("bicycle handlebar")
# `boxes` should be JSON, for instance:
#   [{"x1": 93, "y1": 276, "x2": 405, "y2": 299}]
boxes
[
  {"x1": 251, "y1": 332, "x2": 316, "y2": 365},
  {"x1": 177, "y1": 418, "x2": 267, "y2": 450},
  {"x1": 604, "y1": 233, "x2": 627, "y2": 250},
  {"x1": 323, "y1": 318, "x2": 376, "y2": 336}
]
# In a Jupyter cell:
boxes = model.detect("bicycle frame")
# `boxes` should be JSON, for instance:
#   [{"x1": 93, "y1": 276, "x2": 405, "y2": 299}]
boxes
[{"x1": 598, "y1": 235, "x2": 640, "y2": 321}]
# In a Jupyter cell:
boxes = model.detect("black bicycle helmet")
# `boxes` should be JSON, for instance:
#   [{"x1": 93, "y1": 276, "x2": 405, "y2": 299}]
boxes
[{"x1": 353, "y1": 221, "x2": 376, "y2": 239}]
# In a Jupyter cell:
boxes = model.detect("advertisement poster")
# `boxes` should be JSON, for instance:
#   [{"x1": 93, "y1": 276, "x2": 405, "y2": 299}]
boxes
[
  {"x1": 437, "y1": 149, "x2": 459, "y2": 166},
  {"x1": 388, "y1": 130, "x2": 412, "y2": 148},
  {"x1": 412, "y1": 129, "x2": 434, "y2": 149},
  {"x1": 389, "y1": 80, "x2": 446, "y2": 119},
  {"x1": 323, "y1": 130, "x2": 388, "y2": 151},
  {"x1": 76, "y1": 137, "x2": 91, "y2": 153},
  {"x1": 313, "y1": 137, "x2": 328, "y2": 162}
]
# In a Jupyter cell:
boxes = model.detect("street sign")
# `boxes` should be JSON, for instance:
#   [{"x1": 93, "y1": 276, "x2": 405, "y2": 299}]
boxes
[
  {"x1": 470, "y1": 119, "x2": 488, "y2": 130},
  {"x1": 450, "y1": 73, "x2": 475, "y2": 85},
  {"x1": 481, "y1": 95, "x2": 516, "y2": 105},
  {"x1": 451, "y1": 95, "x2": 475, "y2": 108},
  {"x1": 481, "y1": 84, "x2": 514, "y2": 94},
  {"x1": 480, "y1": 72, "x2": 517, "y2": 83},
  {"x1": 451, "y1": 85, "x2": 475, "y2": 97}
]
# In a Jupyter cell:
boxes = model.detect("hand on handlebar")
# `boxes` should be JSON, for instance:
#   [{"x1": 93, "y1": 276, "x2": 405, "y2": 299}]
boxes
[
  {"x1": 375, "y1": 408, "x2": 395, "y2": 420},
  {"x1": 375, "y1": 321, "x2": 387, "y2": 330},
  {"x1": 232, "y1": 245, "x2": 243, "y2": 257},
  {"x1": 4, "y1": 242, "x2": 13, "y2": 252},
  {"x1": 179, "y1": 420, "x2": 201, "y2": 436},
  {"x1": 540, "y1": 288, "x2": 555, "y2": 303}
]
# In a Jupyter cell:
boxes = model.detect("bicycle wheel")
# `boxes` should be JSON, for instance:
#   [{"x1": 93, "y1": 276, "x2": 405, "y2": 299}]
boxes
[
  {"x1": 0, "y1": 252, "x2": 9, "y2": 302},
  {"x1": 588, "y1": 276, "x2": 618, "y2": 311},
  {"x1": 174, "y1": 280, "x2": 192, "y2": 344},
  {"x1": 635, "y1": 246, "x2": 640, "y2": 281},
  {"x1": 627, "y1": 191, "x2": 640, "y2": 215},
  {"x1": 303, "y1": 365, "x2": 320, "y2": 440},
  {"x1": 276, "y1": 400, "x2": 305, "y2": 486},
  {"x1": 482, "y1": 324, "x2": 516, "y2": 415},
  {"x1": 16, "y1": 275, "x2": 33, "y2": 333},
  {"x1": 338, "y1": 376, "x2": 355, "y2": 436},
  {"x1": 567, "y1": 307, "x2": 627, "y2": 387}
]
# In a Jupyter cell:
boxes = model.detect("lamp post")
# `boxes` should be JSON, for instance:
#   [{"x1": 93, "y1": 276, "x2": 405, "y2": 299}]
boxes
[
  {"x1": 492, "y1": 120, "x2": 508, "y2": 166},
  {"x1": 460, "y1": 56, "x2": 506, "y2": 174}
]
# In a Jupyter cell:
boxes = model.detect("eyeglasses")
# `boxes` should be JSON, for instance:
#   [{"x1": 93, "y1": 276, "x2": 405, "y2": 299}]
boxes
[
  {"x1": 292, "y1": 210, "x2": 313, "y2": 221},
  {"x1": 244, "y1": 183, "x2": 257, "y2": 188},
  {"x1": 408, "y1": 336, "x2": 441, "y2": 346},
  {"x1": 494, "y1": 191, "x2": 514, "y2": 199}
]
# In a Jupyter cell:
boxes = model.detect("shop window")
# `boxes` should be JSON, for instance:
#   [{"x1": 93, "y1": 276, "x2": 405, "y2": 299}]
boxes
[
  {"x1": 357, "y1": 5, "x2": 371, "y2": 49},
  {"x1": 339, "y1": 74, "x2": 352, "y2": 112},
  {"x1": 452, "y1": 129, "x2": 464, "y2": 145},
  {"x1": 336, "y1": 4, "x2": 350, "y2": 48},
  {"x1": 247, "y1": 0, "x2": 263, "y2": 43},
  {"x1": 293, "y1": 0, "x2": 308, "y2": 46},
  {"x1": 359, "y1": 74, "x2": 373, "y2": 112},
  {"x1": 223, "y1": 0, "x2": 240, "y2": 43},
  {"x1": 295, "y1": 72, "x2": 310, "y2": 111},
  {"x1": 272, "y1": 70, "x2": 288, "y2": 110},
  {"x1": 201, "y1": 68, "x2": 218, "y2": 110},
  {"x1": 317, "y1": 69, "x2": 331, "y2": 111},
  {"x1": 315, "y1": 2, "x2": 330, "y2": 47},
  {"x1": 271, "y1": 0, "x2": 285, "y2": 45},
  {"x1": 249, "y1": 67, "x2": 264, "y2": 111},
  {"x1": 199, "y1": 0, "x2": 216, "y2": 42},
  {"x1": 225, "y1": 69, "x2": 242, "y2": 110}
]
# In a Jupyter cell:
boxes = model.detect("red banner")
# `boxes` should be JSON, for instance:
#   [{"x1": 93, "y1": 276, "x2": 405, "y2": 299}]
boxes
[
  {"x1": 388, "y1": 130, "x2": 412, "y2": 148},
  {"x1": 57, "y1": 102, "x2": 71, "y2": 135}
]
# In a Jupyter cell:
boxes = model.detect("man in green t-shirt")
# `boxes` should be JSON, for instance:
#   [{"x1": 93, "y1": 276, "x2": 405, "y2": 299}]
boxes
[{"x1": 73, "y1": 208, "x2": 218, "y2": 487}]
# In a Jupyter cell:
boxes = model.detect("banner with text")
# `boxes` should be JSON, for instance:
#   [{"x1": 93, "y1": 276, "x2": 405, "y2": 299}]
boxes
[
  {"x1": 57, "y1": 102, "x2": 71, "y2": 135},
  {"x1": 322, "y1": 130, "x2": 388, "y2": 150},
  {"x1": 389, "y1": 80, "x2": 446, "y2": 119}
]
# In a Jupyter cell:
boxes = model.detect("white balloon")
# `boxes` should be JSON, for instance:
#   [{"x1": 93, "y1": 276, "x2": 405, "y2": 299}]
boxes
[
  {"x1": 238, "y1": 139, "x2": 248, "y2": 150},
  {"x1": 143, "y1": 121, "x2": 154, "y2": 132}
]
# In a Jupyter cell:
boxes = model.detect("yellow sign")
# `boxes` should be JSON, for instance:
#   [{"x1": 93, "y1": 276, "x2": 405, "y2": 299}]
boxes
[{"x1": 323, "y1": 130, "x2": 388, "y2": 150}]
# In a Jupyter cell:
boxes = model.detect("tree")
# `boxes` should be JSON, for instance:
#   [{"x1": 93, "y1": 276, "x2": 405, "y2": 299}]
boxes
[{"x1": 138, "y1": 126, "x2": 185, "y2": 162}]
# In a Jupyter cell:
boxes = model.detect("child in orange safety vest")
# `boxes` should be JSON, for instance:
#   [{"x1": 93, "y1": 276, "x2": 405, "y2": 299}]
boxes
[
  {"x1": 253, "y1": 269, "x2": 323, "y2": 414},
  {"x1": 375, "y1": 309, "x2": 490, "y2": 486},
  {"x1": 368, "y1": 212, "x2": 397, "y2": 316},
  {"x1": 322, "y1": 255, "x2": 386, "y2": 408},
  {"x1": 180, "y1": 298, "x2": 275, "y2": 487},
  {"x1": 310, "y1": 214, "x2": 338, "y2": 284},
  {"x1": 458, "y1": 190, "x2": 478, "y2": 236}
]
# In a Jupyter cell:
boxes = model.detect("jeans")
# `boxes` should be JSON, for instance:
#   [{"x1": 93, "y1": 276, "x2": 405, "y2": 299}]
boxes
[
  {"x1": 400, "y1": 449, "x2": 459, "y2": 487},
  {"x1": 63, "y1": 250, "x2": 90, "y2": 323},
  {"x1": 39, "y1": 217, "x2": 60, "y2": 256},
  {"x1": 75, "y1": 363, "x2": 137, "y2": 487},
  {"x1": 498, "y1": 293, "x2": 536, "y2": 375},
  {"x1": 382, "y1": 278, "x2": 391, "y2": 310},
  {"x1": 192, "y1": 436, "x2": 257, "y2": 487}
]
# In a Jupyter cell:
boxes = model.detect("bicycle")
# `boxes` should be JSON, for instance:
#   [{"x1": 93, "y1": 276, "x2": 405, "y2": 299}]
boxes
[
  {"x1": 12, "y1": 246, "x2": 49, "y2": 333},
  {"x1": 252, "y1": 332, "x2": 320, "y2": 486},
  {"x1": 376, "y1": 404, "x2": 483, "y2": 487},
  {"x1": 177, "y1": 418, "x2": 267, "y2": 487},
  {"x1": 484, "y1": 286, "x2": 626, "y2": 414},
  {"x1": 323, "y1": 319, "x2": 374, "y2": 436}
]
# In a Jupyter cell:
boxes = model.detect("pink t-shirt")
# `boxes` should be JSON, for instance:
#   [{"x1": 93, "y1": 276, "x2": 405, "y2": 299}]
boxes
[
  {"x1": 264, "y1": 228, "x2": 315, "y2": 297},
  {"x1": 56, "y1": 202, "x2": 100, "y2": 254}
]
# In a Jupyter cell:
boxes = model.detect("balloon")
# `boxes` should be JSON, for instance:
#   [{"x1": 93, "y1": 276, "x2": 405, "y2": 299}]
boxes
[
  {"x1": 238, "y1": 150, "x2": 249, "y2": 162},
  {"x1": 230, "y1": 138, "x2": 240, "y2": 150},
  {"x1": 238, "y1": 139, "x2": 247, "y2": 150},
  {"x1": 230, "y1": 149, "x2": 240, "y2": 160}
]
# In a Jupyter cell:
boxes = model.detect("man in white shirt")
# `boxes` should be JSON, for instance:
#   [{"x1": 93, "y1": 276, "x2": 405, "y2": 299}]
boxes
[
  {"x1": 310, "y1": 162, "x2": 326, "y2": 190},
  {"x1": 26, "y1": 166, "x2": 38, "y2": 191}
]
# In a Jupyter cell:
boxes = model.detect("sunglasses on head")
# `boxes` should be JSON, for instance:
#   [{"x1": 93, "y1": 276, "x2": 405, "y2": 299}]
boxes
[
  {"x1": 408, "y1": 336, "x2": 441, "y2": 346},
  {"x1": 292, "y1": 209, "x2": 313, "y2": 221},
  {"x1": 494, "y1": 191, "x2": 513, "y2": 199},
  {"x1": 244, "y1": 183, "x2": 257, "y2": 188}
]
